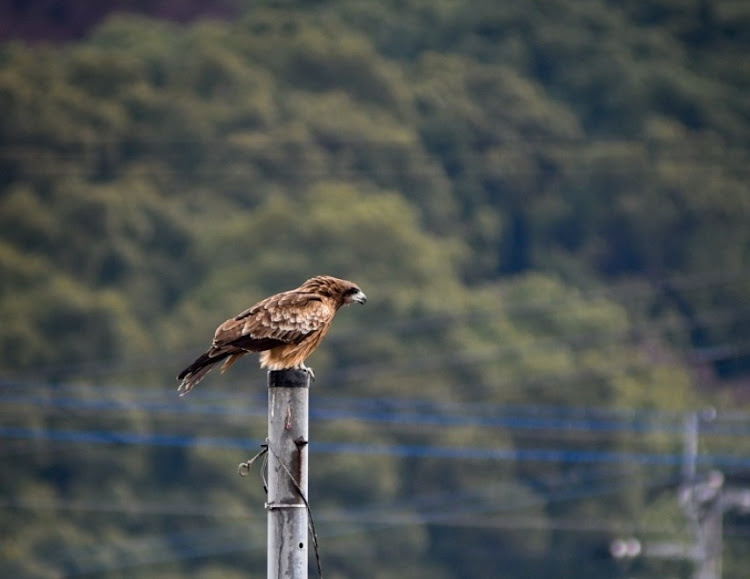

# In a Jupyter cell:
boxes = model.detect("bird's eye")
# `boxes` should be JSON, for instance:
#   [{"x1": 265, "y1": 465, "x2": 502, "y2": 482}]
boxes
[{"x1": 347, "y1": 287, "x2": 359, "y2": 295}]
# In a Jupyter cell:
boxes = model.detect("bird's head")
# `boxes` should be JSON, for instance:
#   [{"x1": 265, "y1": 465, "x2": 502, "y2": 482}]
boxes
[
  {"x1": 302, "y1": 275, "x2": 367, "y2": 306},
  {"x1": 342, "y1": 283, "x2": 368, "y2": 306}
]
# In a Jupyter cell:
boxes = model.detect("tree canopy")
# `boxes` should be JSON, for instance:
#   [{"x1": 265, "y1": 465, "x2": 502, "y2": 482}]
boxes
[{"x1": 1, "y1": 1, "x2": 749, "y2": 577}]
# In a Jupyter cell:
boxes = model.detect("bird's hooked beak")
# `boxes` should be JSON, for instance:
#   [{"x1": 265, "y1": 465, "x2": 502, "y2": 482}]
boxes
[{"x1": 353, "y1": 290, "x2": 367, "y2": 305}]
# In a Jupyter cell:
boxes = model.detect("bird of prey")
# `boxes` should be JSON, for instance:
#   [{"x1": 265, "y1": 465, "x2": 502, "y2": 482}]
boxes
[{"x1": 177, "y1": 275, "x2": 367, "y2": 395}]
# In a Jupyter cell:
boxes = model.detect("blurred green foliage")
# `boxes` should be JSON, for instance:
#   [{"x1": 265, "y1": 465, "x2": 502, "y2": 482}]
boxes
[{"x1": 1, "y1": 0, "x2": 749, "y2": 577}]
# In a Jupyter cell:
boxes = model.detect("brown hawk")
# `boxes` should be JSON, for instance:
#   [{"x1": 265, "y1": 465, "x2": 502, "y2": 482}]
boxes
[{"x1": 177, "y1": 275, "x2": 366, "y2": 395}]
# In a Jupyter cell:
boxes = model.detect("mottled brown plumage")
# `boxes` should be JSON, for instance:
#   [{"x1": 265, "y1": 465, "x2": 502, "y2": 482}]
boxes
[{"x1": 177, "y1": 276, "x2": 366, "y2": 395}]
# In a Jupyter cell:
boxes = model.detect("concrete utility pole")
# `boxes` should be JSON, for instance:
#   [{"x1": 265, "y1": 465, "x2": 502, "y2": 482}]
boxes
[
  {"x1": 266, "y1": 369, "x2": 310, "y2": 579},
  {"x1": 687, "y1": 470, "x2": 724, "y2": 579},
  {"x1": 679, "y1": 409, "x2": 720, "y2": 579},
  {"x1": 678, "y1": 409, "x2": 750, "y2": 579},
  {"x1": 612, "y1": 409, "x2": 750, "y2": 579},
  {"x1": 687, "y1": 474, "x2": 750, "y2": 579}
]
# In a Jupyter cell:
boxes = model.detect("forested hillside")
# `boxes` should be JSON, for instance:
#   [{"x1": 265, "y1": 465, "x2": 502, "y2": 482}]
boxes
[{"x1": 1, "y1": 1, "x2": 749, "y2": 577}]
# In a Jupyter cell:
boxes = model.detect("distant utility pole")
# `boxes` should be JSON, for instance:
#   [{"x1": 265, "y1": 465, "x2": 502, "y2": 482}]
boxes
[
  {"x1": 612, "y1": 409, "x2": 750, "y2": 579},
  {"x1": 681, "y1": 470, "x2": 750, "y2": 579},
  {"x1": 679, "y1": 409, "x2": 719, "y2": 579},
  {"x1": 682, "y1": 410, "x2": 701, "y2": 483},
  {"x1": 683, "y1": 469, "x2": 724, "y2": 579},
  {"x1": 679, "y1": 408, "x2": 750, "y2": 579},
  {"x1": 266, "y1": 369, "x2": 310, "y2": 579}
]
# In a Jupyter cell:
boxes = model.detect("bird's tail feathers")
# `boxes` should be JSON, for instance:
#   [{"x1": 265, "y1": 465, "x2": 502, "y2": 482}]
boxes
[
  {"x1": 177, "y1": 362, "x2": 217, "y2": 396},
  {"x1": 177, "y1": 348, "x2": 248, "y2": 396},
  {"x1": 221, "y1": 353, "x2": 244, "y2": 374},
  {"x1": 177, "y1": 350, "x2": 233, "y2": 396}
]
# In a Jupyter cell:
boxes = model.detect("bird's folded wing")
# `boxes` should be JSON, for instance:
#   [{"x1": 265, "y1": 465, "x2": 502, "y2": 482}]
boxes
[{"x1": 210, "y1": 292, "x2": 334, "y2": 353}]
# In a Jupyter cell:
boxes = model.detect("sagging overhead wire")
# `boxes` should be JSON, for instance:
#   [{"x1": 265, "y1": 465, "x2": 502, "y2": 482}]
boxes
[
  {"x1": 0, "y1": 467, "x2": 677, "y2": 527},
  {"x1": 0, "y1": 467, "x2": 695, "y2": 575},
  {"x1": 1, "y1": 425, "x2": 748, "y2": 469},
  {"x1": 0, "y1": 389, "x2": 712, "y2": 436},
  {"x1": 2, "y1": 378, "x2": 746, "y2": 436}
]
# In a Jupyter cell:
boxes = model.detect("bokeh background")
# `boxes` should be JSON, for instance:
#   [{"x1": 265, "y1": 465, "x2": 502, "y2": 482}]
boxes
[{"x1": 1, "y1": 1, "x2": 749, "y2": 577}]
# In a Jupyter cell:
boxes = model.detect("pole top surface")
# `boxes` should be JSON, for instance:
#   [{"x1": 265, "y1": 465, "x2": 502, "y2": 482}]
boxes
[{"x1": 267, "y1": 369, "x2": 311, "y2": 389}]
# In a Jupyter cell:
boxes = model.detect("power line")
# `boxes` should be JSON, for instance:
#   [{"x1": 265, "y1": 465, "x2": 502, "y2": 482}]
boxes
[
  {"x1": 0, "y1": 467, "x2": 687, "y2": 575},
  {"x1": 0, "y1": 460, "x2": 652, "y2": 520},
  {"x1": 0, "y1": 391, "x2": 710, "y2": 436},
  {"x1": 0, "y1": 467, "x2": 706, "y2": 577},
  {"x1": 2, "y1": 425, "x2": 749, "y2": 469},
  {"x1": 0, "y1": 383, "x2": 721, "y2": 434},
  {"x1": 4, "y1": 379, "x2": 749, "y2": 435},
  {"x1": 0, "y1": 377, "x2": 712, "y2": 423}
]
